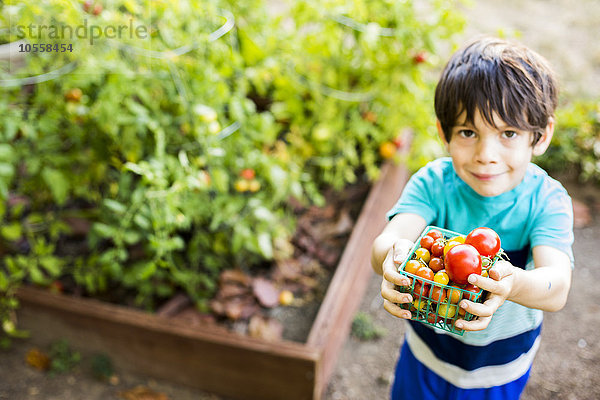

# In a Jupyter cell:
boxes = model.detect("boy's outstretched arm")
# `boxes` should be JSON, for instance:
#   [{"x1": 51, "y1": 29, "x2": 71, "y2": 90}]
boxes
[
  {"x1": 371, "y1": 213, "x2": 427, "y2": 275},
  {"x1": 457, "y1": 245, "x2": 572, "y2": 331},
  {"x1": 371, "y1": 213, "x2": 427, "y2": 319}
]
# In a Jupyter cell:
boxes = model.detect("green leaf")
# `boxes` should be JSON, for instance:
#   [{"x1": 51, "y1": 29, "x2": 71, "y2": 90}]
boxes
[
  {"x1": 256, "y1": 232, "x2": 273, "y2": 259},
  {"x1": 103, "y1": 199, "x2": 127, "y2": 214},
  {"x1": 1, "y1": 223, "x2": 22, "y2": 241},
  {"x1": 41, "y1": 167, "x2": 69, "y2": 206}
]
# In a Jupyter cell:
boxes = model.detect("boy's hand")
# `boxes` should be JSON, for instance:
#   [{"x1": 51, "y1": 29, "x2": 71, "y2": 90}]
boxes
[
  {"x1": 454, "y1": 260, "x2": 515, "y2": 331},
  {"x1": 381, "y1": 240, "x2": 414, "y2": 319}
]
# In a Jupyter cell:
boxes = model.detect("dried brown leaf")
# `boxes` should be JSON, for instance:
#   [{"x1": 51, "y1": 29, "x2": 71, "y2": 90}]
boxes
[
  {"x1": 252, "y1": 277, "x2": 280, "y2": 308},
  {"x1": 25, "y1": 348, "x2": 51, "y2": 371},
  {"x1": 248, "y1": 315, "x2": 283, "y2": 341},
  {"x1": 220, "y1": 269, "x2": 252, "y2": 287},
  {"x1": 119, "y1": 386, "x2": 169, "y2": 400}
]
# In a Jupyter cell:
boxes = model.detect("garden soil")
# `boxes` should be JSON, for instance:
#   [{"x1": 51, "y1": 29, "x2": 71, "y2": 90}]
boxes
[{"x1": 2, "y1": 1, "x2": 600, "y2": 399}]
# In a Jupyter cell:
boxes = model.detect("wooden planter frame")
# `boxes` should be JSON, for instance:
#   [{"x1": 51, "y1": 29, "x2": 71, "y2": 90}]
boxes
[{"x1": 16, "y1": 160, "x2": 409, "y2": 400}]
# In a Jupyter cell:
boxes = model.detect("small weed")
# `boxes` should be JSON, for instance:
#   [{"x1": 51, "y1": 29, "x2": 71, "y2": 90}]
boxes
[
  {"x1": 351, "y1": 312, "x2": 386, "y2": 341},
  {"x1": 49, "y1": 339, "x2": 80, "y2": 375}
]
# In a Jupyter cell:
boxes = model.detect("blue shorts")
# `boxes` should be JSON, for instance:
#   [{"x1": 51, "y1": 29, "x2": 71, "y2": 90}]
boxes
[{"x1": 391, "y1": 340, "x2": 531, "y2": 400}]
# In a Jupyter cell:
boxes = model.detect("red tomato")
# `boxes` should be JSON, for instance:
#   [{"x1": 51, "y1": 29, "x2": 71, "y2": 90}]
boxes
[
  {"x1": 431, "y1": 239, "x2": 445, "y2": 258},
  {"x1": 412, "y1": 282, "x2": 430, "y2": 299},
  {"x1": 430, "y1": 286, "x2": 446, "y2": 303},
  {"x1": 444, "y1": 244, "x2": 482, "y2": 285},
  {"x1": 427, "y1": 230, "x2": 443, "y2": 241},
  {"x1": 426, "y1": 312, "x2": 438, "y2": 324},
  {"x1": 465, "y1": 227, "x2": 501, "y2": 258},
  {"x1": 463, "y1": 284, "x2": 482, "y2": 301},
  {"x1": 429, "y1": 257, "x2": 444, "y2": 272},
  {"x1": 420, "y1": 235, "x2": 435, "y2": 251}
]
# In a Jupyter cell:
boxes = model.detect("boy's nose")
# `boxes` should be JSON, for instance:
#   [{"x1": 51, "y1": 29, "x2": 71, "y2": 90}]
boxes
[{"x1": 474, "y1": 138, "x2": 500, "y2": 164}]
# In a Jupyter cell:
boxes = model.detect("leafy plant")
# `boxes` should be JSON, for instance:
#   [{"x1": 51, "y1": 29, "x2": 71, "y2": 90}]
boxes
[
  {"x1": 536, "y1": 99, "x2": 600, "y2": 184},
  {"x1": 49, "y1": 339, "x2": 81, "y2": 375},
  {"x1": 351, "y1": 311, "x2": 386, "y2": 341},
  {"x1": 0, "y1": 0, "x2": 466, "y2": 339}
]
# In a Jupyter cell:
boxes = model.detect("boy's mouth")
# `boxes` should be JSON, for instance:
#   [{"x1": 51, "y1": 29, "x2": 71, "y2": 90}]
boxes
[{"x1": 471, "y1": 172, "x2": 501, "y2": 181}]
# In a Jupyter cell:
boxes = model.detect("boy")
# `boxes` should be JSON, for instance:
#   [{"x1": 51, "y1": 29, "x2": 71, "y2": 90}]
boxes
[{"x1": 371, "y1": 36, "x2": 574, "y2": 399}]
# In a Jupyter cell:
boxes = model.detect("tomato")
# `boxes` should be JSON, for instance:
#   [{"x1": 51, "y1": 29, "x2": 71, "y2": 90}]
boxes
[
  {"x1": 450, "y1": 235, "x2": 465, "y2": 244},
  {"x1": 431, "y1": 239, "x2": 445, "y2": 258},
  {"x1": 463, "y1": 283, "x2": 482, "y2": 301},
  {"x1": 414, "y1": 248, "x2": 431, "y2": 264},
  {"x1": 412, "y1": 282, "x2": 430, "y2": 299},
  {"x1": 430, "y1": 286, "x2": 446, "y2": 303},
  {"x1": 443, "y1": 240, "x2": 462, "y2": 257},
  {"x1": 403, "y1": 260, "x2": 421, "y2": 275},
  {"x1": 240, "y1": 168, "x2": 256, "y2": 180},
  {"x1": 444, "y1": 244, "x2": 482, "y2": 285},
  {"x1": 447, "y1": 285, "x2": 463, "y2": 304},
  {"x1": 433, "y1": 270, "x2": 449, "y2": 285},
  {"x1": 420, "y1": 235, "x2": 435, "y2": 251},
  {"x1": 465, "y1": 227, "x2": 501, "y2": 258},
  {"x1": 413, "y1": 298, "x2": 428, "y2": 312},
  {"x1": 437, "y1": 302, "x2": 457, "y2": 319},
  {"x1": 427, "y1": 229, "x2": 443, "y2": 241},
  {"x1": 429, "y1": 257, "x2": 444, "y2": 272},
  {"x1": 426, "y1": 312, "x2": 438, "y2": 324},
  {"x1": 415, "y1": 265, "x2": 434, "y2": 282}
]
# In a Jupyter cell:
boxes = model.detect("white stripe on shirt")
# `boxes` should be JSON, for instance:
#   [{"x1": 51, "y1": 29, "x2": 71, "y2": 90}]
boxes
[{"x1": 405, "y1": 323, "x2": 541, "y2": 389}]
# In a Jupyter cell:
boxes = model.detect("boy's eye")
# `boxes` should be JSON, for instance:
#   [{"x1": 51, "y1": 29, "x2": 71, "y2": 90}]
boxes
[
  {"x1": 458, "y1": 129, "x2": 476, "y2": 138},
  {"x1": 503, "y1": 130, "x2": 518, "y2": 138}
]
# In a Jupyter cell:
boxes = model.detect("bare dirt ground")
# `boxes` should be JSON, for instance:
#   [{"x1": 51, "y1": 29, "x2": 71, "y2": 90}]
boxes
[{"x1": 2, "y1": 1, "x2": 600, "y2": 399}]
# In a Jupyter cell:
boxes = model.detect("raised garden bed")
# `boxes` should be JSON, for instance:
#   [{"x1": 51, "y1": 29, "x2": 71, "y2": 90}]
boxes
[{"x1": 15, "y1": 159, "x2": 410, "y2": 400}]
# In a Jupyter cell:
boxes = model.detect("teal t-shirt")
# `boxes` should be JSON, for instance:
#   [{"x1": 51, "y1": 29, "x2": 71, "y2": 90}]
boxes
[{"x1": 386, "y1": 157, "x2": 574, "y2": 388}]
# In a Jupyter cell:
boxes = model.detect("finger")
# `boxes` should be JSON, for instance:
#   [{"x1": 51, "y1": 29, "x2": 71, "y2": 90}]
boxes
[
  {"x1": 488, "y1": 260, "x2": 513, "y2": 281},
  {"x1": 392, "y1": 240, "x2": 414, "y2": 264},
  {"x1": 383, "y1": 258, "x2": 411, "y2": 287},
  {"x1": 383, "y1": 299, "x2": 412, "y2": 319},
  {"x1": 455, "y1": 315, "x2": 492, "y2": 331},
  {"x1": 467, "y1": 274, "x2": 510, "y2": 299},
  {"x1": 459, "y1": 297, "x2": 497, "y2": 318},
  {"x1": 381, "y1": 283, "x2": 413, "y2": 304}
]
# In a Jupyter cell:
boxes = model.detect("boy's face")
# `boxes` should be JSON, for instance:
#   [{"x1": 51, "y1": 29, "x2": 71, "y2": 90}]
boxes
[{"x1": 437, "y1": 109, "x2": 553, "y2": 197}]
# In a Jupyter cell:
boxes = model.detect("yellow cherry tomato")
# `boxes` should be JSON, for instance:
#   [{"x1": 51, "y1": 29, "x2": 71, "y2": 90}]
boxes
[
  {"x1": 451, "y1": 236, "x2": 465, "y2": 244},
  {"x1": 414, "y1": 247, "x2": 431, "y2": 264},
  {"x1": 443, "y1": 240, "x2": 462, "y2": 257},
  {"x1": 433, "y1": 270, "x2": 450, "y2": 285},
  {"x1": 437, "y1": 302, "x2": 457, "y2": 319},
  {"x1": 412, "y1": 298, "x2": 428, "y2": 312},
  {"x1": 379, "y1": 141, "x2": 396, "y2": 159}
]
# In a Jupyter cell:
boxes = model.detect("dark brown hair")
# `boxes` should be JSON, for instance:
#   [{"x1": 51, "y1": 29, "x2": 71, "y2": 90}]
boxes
[{"x1": 434, "y1": 36, "x2": 558, "y2": 144}]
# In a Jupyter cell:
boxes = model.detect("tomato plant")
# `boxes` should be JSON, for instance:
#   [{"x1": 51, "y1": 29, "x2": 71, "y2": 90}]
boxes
[{"x1": 0, "y1": 0, "x2": 467, "y2": 341}]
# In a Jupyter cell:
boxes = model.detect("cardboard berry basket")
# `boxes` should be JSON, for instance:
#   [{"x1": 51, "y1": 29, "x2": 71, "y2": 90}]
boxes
[{"x1": 395, "y1": 225, "x2": 500, "y2": 335}]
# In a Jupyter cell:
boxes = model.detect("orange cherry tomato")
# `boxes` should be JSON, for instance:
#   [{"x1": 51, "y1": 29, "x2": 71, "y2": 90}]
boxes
[
  {"x1": 403, "y1": 260, "x2": 421, "y2": 275},
  {"x1": 430, "y1": 286, "x2": 446, "y2": 303},
  {"x1": 415, "y1": 265, "x2": 434, "y2": 282},
  {"x1": 447, "y1": 285, "x2": 463, "y2": 304}
]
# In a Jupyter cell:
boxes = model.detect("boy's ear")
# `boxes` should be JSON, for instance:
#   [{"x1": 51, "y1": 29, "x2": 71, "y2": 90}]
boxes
[
  {"x1": 532, "y1": 117, "x2": 555, "y2": 156},
  {"x1": 436, "y1": 120, "x2": 449, "y2": 150}
]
